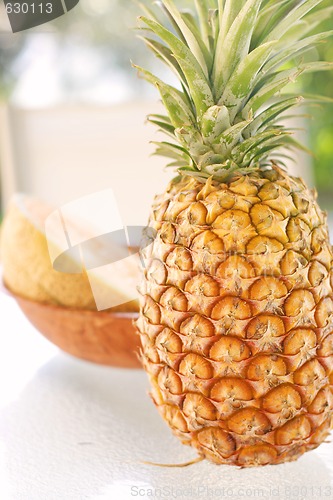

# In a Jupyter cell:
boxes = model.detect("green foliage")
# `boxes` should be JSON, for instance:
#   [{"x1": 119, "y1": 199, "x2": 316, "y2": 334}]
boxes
[
  {"x1": 0, "y1": 27, "x2": 25, "y2": 97},
  {"x1": 302, "y1": 0, "x2": 333, "y2": 208}
]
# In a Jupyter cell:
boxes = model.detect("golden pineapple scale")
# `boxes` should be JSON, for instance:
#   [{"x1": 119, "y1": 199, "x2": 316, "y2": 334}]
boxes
[{"x1": 137, "y1": 170, "x2": 333, "y2": 466}]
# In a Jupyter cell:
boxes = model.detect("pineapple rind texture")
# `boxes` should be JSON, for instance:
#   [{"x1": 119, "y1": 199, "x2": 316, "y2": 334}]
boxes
[{"x1": 137, "y1": 169, "x2": 333, "y2": 467}]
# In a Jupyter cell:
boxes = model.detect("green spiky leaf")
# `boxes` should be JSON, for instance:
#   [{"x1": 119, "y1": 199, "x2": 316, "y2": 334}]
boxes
[{"x1": 134, "y1": 0, "x2": 333, "y2": 182}]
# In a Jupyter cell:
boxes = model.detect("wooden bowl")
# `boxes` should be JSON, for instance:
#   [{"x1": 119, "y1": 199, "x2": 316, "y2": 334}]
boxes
[{"x1": 2, "y1": 282, "x2": 141, "y2": 368}]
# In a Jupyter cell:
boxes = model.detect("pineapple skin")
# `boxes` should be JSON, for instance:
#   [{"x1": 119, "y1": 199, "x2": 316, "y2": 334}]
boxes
[{"x1": 137, "y1": 167, "x2": 333, "y2": 467}]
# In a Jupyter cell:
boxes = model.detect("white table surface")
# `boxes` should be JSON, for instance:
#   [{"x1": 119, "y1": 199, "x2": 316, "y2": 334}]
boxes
[{"x1": 1, "y1": 293, "x2": 333, "y2": 500}]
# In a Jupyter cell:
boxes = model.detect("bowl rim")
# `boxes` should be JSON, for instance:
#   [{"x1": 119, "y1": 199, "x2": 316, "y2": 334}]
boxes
[{"x1": 0, "y1": 271, "x2": 139, "y2": 319}]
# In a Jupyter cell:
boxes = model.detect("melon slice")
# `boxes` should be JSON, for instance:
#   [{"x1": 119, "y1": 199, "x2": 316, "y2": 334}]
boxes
[{"x1": 0, "y1": 194, "x2": 140, "y2": 312}]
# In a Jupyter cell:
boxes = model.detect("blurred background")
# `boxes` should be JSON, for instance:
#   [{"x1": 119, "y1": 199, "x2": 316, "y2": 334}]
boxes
[{"x1": 0, "y1": 0, "x2": 332, "y2": 226}]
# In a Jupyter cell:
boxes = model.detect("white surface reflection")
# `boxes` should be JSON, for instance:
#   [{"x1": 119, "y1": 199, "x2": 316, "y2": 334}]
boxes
[
  {"x1": 0, "y1": 294, "x2": 57, "y2": 408},
  {"x1": 1, "y1": 294, "x2": 333, "y2": 500}
]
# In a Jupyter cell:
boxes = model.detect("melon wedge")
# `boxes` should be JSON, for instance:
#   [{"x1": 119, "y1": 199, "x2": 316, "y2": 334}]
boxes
[{"x1": 0, "y1": 194, "x2": 140, "y2": 312}]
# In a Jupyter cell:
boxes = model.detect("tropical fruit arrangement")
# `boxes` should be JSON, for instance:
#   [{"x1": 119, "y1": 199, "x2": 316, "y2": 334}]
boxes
[{"x1": 136, "y1": 0, "x2": 333, "y2": 466}]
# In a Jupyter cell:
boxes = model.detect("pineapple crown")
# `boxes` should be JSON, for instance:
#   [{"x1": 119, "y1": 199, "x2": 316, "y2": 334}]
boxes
[{"x1": 135, "y1": 0, "x2": 333, "y2": 182}]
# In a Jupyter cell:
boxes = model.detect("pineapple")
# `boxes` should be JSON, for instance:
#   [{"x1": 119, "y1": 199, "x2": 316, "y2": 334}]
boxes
[{"x1": 135, "y1": 0, "x2": 333, "y2": 467}]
